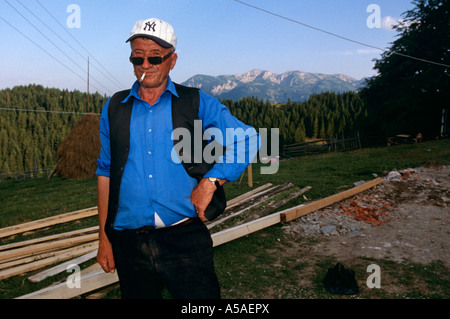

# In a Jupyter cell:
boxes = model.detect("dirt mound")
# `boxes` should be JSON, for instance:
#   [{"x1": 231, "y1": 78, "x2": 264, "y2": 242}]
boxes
[{"x1": 53, "y1": 113, "x2": 100, "y2": 179}]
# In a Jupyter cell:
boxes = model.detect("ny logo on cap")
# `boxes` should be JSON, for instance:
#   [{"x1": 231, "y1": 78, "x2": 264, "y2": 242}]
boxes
[{"x1": 144, "y1": 21, "x2": 156, "y2": 32}]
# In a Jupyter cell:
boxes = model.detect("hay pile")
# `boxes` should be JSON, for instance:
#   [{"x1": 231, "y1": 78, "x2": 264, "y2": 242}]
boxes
[{"x1": 52, "y1": 113, "x2": 100, "y2": 179}]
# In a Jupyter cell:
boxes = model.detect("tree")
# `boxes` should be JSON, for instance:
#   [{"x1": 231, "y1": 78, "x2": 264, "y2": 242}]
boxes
[
  {"x1": 294, "y1": 119, "x2": 307, "y2": 143},
  {"x1": 360, "y1": 0, "x2": 449, "y2": 141}
]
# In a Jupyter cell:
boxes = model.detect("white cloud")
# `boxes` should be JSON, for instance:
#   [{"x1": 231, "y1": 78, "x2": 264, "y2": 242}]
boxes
[
  {"x1": 356, "y1": 48, "x2": 382, "y2": 55},
  {"x1": 381, "y1": 16, "x2": 419, "y2": 31},
  {"x1": 335, "y1": 49, "x2": 381, "y2": 56},
  {"x1": 381, "y1": 16, "x2": 399, "y2": 30}
]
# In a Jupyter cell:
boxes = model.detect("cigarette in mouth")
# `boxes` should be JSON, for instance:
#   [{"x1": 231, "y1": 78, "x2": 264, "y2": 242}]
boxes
[{"x1": 140, "y1": 72, "x2": 146, "y2": 82}]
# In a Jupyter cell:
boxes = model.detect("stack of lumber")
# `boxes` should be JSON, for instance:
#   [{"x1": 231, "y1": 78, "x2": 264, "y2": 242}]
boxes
[
  {"x1": 1, "y1": 178, "x2": 382, "y2": 299},
  {"x1": 0, "y1": 207, "x2": 99, "y2": 282}
]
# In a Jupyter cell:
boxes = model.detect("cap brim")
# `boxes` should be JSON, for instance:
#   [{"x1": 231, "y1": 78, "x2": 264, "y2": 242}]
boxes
[{"x1": 126, "y1": 34, "x2": 173, "y2": 48}]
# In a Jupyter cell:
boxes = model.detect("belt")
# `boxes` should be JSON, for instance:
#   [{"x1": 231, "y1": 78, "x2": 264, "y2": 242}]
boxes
[{"x1": 130, "y1": 218, "x2": 196, "y2": 235}]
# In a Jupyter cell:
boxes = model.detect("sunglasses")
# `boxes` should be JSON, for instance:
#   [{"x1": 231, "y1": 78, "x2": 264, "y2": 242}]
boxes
[{"x1": 129, "y1": 52, "x2": 172, "y2": 66}]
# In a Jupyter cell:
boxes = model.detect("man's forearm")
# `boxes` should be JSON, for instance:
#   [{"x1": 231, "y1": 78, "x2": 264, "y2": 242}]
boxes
[
  {"x1": 96, "y1": 175, "x2": 116, "y2": 273},
  {"x1": 97, "y1": 175, "x2": 110, "y2": 238}
]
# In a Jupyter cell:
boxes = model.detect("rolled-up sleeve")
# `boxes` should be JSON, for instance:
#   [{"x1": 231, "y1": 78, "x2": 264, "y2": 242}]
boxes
[
  {"x1": 198, "y1": 91, "x2": 260, "y2": 182},
  {"x1": 96, "y1": 99, "x2": 111, "y2": 177}
]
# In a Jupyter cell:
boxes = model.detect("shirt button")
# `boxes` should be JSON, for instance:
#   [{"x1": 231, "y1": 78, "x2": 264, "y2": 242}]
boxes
[
  {"x1": 149, "y1": 174, "x2": 153, "y2": 179},
  {"x1": 148, "y1": 151, "x2": 152, "y2": 155},
  {"x1": 148, "y1": 128, "x2": 152, "y2": 133}
]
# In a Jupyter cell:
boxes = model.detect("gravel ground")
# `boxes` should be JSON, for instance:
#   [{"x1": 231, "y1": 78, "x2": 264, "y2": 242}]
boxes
[{"x1": 282, "y1": 164, "x2": 450, "y2": 267}]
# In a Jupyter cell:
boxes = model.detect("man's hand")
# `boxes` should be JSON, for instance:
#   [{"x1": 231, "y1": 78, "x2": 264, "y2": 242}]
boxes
[
  {"x1": 190, "y1": 178, "x2": 223, "y2": 222},
  {"x1": 96, "y1": 234, "x2": 116, "y2": 273}
]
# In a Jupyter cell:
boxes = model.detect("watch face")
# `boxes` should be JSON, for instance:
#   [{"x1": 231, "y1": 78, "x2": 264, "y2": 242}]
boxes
[{"x1": 208, "y1": 177, "x2": 218, "y2": 182}]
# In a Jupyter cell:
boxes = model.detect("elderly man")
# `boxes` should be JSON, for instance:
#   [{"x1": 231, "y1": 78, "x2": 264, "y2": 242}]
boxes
[{"x1": 96, "y1": 18, "x2": 259, "y2": 299}]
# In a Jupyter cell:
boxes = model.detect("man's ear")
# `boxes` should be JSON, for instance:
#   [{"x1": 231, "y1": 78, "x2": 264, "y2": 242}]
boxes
[{"x1": 170, "y1": 53, "x2": 178, "y2": 70}]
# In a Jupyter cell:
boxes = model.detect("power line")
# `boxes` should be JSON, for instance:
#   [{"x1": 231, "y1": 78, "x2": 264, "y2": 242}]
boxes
[
  {"x1": 4, "y1": 0, "x2": 112, "y2": 95},
  {"x1": 35, "y1": 0, "x2": 127, "y2": 90},
  {"x1": 0, "y1": 107, "x2": 100, "y2": 116},
  {"x1": 232, "y1": 0, "x2": 450, "y2": 68},
  {"x1": 16, "y1": 0, "x2": 123, "y2": 92},
  {"x1": 0, "y1": 16, "x2": 88, "y2": 85}
]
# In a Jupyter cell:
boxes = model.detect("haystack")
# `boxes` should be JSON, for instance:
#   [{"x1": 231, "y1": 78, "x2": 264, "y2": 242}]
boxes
[{"x1": 51, "y1": 113, "x2": 100, "y2": 179}]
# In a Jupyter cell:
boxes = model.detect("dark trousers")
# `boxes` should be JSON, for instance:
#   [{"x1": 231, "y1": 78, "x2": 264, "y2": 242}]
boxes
[{"x1": 110, "y1": 218, "x2": 221, "y2": 299}]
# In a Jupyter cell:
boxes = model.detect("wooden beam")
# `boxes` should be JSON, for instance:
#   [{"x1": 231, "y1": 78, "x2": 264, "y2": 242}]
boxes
[
  {"x1": 0, "y1": 242, "x2": 96, "y2": 271},
  {"x1": 211, "y1": 212, "x2": 282, "y2": 247},
  {"x1": 0, "y1": 242, "x2": 98, "y2": 280},
  {"x1": 0, "y1": 233, "x2": 98, "y2": 262},
  {"x1": 28, "y1": 249, "x2": 98, "y2": 283},
  {"x1": 0, "y1": 207, "x2": 98, "y2": 239},
  {"x1": 225, "y1": 183, "x2": 272, "y2": 209},
  {"x1": 207, "y1": 183, "x2": 294, "y2": 229},
  {"x1": 280, "y1": 178, "x2": 382, "y2": 222},
  {"x1": 16, "y1": 269, "x2": 119, "y2": 299},
  {"x1": 237, "y1": 186, "x2": 311, "y2": 224},
  {"x1": 0, "y1": 226, "x2": 98, "y2": 252}
]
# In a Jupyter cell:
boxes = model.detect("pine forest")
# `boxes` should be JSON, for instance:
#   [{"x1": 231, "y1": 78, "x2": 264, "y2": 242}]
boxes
[{"x1": 0, "y1": 84, "x2": 366, "y2": 175}]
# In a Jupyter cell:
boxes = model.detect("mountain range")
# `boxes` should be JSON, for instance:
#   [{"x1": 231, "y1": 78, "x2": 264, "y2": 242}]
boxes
[{"x1": 181, "y1": 69, "x2": 366, "y2": 103}]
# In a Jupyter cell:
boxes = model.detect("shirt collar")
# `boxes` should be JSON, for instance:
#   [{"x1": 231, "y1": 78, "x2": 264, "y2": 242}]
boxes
[{"x1": 121, "y1": 77, "x2": 178, "y2": 103}]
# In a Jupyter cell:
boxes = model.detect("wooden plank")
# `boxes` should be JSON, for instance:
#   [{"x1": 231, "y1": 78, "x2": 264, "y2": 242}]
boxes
[
  {"x1": 0, "y1": 242, "x2": 98, "y2": 280},
  {"x1": 0, "y1": 226, "x2": 98, "y2": 252},
  {"x1": 236, "y1": 186, "x2": 311, "y2": 224},
  {"x1": 0, "y1": 243, "x2": 95, "y2": 271},
  {"x1": 0, "y1": 207, "x2": 98, "y2": 239},
  {"x1": 225, "y1": 183, "x2": 272, "y2": 208},
  {"x1": 16, "y1": 269, "x2": 119, "y2": 299},
  {"x1": 280, "y1": 178, "x2": 382, "y2": 222},
  {"x1": 207, "y1": 183, "x2": 294, "y2": 229},
  {"x1": 28, "y1": 249, "x2": 98, "y2": 283},
  {"x1": 16, "y1": 212, "x2": 283, "y2": 299},
  {"x1": 0, "y1": 233, "x2": 98, "y2": 262},
  {"x1": 211, "y1": 212, "x2": 282, "y2": 247}
]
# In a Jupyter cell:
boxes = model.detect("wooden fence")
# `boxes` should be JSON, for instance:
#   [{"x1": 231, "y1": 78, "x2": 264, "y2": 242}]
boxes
[
  {"x1": 282, "y1": 136, "x2": 361, "y2": 157},
  {"x1": 0, "y1": 167, "x2": 54, "y2": 182}
]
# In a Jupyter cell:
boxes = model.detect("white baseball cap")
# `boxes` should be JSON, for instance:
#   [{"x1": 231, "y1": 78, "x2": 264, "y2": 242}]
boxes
[{"x1": 126, "y1": 18, "x2": 177, "y2": 49}]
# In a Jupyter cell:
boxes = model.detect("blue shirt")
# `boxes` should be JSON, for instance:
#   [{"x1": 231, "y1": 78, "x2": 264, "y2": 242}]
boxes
[{"x1": 96, "y1": 78, "x2": 259, "y2": 230}]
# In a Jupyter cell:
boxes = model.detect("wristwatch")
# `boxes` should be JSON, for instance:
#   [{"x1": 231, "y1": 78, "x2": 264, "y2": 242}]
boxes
[{"x1": 208, "y1": 177, "x2": 221, "y2": 189}]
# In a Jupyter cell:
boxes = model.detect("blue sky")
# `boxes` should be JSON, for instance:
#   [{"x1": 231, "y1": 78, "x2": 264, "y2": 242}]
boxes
[{"x1": 0, "y1": 0, "x2": 415, "y2": 96}]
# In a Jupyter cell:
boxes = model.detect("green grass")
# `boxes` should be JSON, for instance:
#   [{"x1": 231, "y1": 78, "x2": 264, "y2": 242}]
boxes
[
  {"x1": 0, "y1": 177, "x2": 98, "y2": 228},
  {"x1": 0, "y1": 138, "x2": 449, "y2": 298}
]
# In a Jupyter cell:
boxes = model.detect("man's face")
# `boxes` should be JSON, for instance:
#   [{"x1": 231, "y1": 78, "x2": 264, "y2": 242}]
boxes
[{"x1": 130, "y1": 37, "x2": 177, "y2": 89}]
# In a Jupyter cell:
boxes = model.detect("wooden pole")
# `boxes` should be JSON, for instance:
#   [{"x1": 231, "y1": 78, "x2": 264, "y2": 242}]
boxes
[
  {"x1": 280, "y1": 178, "x2": 382, "y2": 222},
  {"x1": 0, "y1": 207, "x2": 98, "y2": 239},
  {"x1": 87, "y1": 56, "x2": 90, "y2": 113}
]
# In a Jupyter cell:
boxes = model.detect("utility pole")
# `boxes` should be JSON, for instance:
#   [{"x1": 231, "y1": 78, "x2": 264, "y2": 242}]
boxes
[{"x1": 87, "y1": 56, "x2": 90, "y2": 113}]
